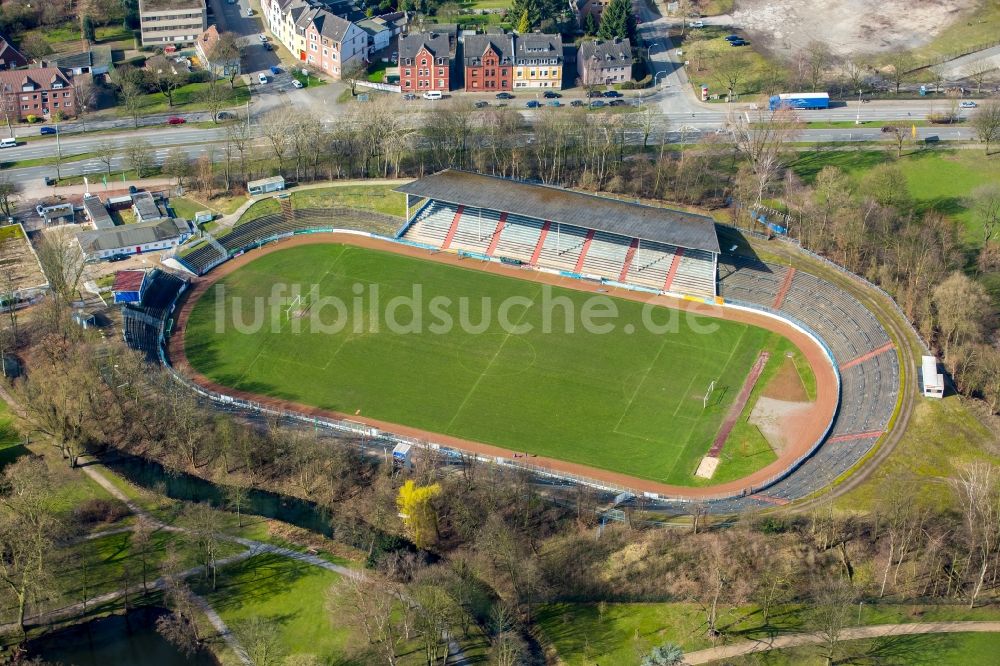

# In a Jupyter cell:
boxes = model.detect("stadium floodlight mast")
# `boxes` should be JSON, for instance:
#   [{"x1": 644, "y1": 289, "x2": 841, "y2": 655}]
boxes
[{"x1": 703, "y1": 379, "x2": 716, "y2": 410}]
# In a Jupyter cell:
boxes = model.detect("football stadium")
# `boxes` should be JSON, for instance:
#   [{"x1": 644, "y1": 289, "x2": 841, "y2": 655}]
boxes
[{"x1": 155, "y1": 171, "x2": 901, "y2": 510}]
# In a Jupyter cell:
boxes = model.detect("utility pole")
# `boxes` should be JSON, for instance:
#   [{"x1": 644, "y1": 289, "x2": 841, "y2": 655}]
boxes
[{"x1": 55, "y1": 121, "x2": 63, "y2": 180}]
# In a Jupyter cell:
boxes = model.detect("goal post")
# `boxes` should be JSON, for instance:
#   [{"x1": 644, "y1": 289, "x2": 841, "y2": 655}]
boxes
[
  {"x1": 702, "y1": 379, "x2": 716, "y2": 410},
  {"x1": 284, "y1": 294, "x2": 302, "y2": 320}
]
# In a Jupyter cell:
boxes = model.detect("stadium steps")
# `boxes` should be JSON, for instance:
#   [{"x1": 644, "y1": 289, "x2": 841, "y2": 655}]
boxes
[
  {"x1": 493, "y1": 214, "x2": 544, "y2": 262},
  {"x1": 670, "y1": 248, "x2": 716, "y2": 298},
  {"x1": 537, "y1": 223, "x2": 589, "y2": 272},
  {"x1": 625, "y1": 241, "x2": 676, "y2": 289},
  {"x1": 580, "y1": 231, "x2": 630, "y2": 279},
  {"x1": 448, "y1": 206, "x2": 499, "y2": 255}
]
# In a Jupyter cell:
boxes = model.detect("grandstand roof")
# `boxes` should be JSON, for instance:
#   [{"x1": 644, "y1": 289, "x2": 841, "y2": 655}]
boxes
[{"x1": 397, "y1": 170, "x2": 720, "y2": 254}]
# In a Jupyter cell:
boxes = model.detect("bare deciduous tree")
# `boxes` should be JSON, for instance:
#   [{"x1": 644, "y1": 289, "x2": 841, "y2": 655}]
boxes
[
  {"x1": 729, "y1": 104, "x2": 802, "y2": 207},
  {"x1": 951, "y1": 462, "x2": 1000, "y2": 608},
  {"x1": 971, "y1": 100, "x2": 1000, "y2": 154}
]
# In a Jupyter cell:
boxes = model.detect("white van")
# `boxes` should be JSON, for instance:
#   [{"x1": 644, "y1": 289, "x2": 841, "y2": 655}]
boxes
[
  {"x1": 0, "y1": 137, "x2": 17, "y2": 148},
  {"x1": 258, "y1": 73, "x2": 268, "y2": 85},
  {"x1": 422, "y1": 90, "x2": 442, "y2": 100}
]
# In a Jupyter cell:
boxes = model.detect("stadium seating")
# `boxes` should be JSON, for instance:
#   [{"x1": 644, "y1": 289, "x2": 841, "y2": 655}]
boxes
[
  {"x1": 536, "y1": 223, "x2": 589, "y2": 271},
  {"x1": 122, "y1": 269, "x2": 186, "y2": 360},
  {"x1": 182, "y1": 242, "x2": 228, "y2": 276},
  {"x1": 670, "y1": 248, "x2": 716, "y2": 298},
  {"x1": 448, "y1": 206, "x2": 499, "y2": 254},
  {"x1": 580, "y1": 231, "x2": 631, "y2": 279},
  {"x1": 626, "y1": 241, "x2": 677, "y2": 289},
  {"x1": 405, "y1": 201, "x2": 458, "y2": 246},
  {"x1": 492, "y1": 214, "x2": 544, "y2": 262}
]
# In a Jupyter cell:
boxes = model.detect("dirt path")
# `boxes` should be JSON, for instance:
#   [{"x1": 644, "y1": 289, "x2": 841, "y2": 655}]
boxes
[
  {"x1": 167, "y1": 232, "x2": 840, "y2": 500},
  {"x1": 683, "y1": 621, "x2": 1000, "y2": 664}
]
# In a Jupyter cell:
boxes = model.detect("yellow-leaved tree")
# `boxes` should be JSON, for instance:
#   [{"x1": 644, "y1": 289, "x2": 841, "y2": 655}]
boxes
[{"x1": 396, "y1": 480, "x2": 442, "y2": 549}]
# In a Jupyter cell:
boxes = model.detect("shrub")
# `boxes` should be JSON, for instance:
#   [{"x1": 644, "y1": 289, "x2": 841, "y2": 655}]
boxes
[
  {"x1": 73, "y1": 497, "x2": 130, "y2": 524},
  {"x1": 25, "y1": 115, "x2": 37, "y2": 124},
  {"x1": 187, "y1": 70, "x2": 212, "y2": 84}
]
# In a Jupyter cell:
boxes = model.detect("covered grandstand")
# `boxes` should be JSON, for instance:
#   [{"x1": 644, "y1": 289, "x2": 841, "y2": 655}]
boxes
[
  {"x1": 121, "y1": 269, "x2": 187, "y2": 361},
  {"x1": 396, "y1": 170, "x2": 721, "y2": 299}
]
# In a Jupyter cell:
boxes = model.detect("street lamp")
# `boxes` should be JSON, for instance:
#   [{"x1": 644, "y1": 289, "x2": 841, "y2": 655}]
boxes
[
  {"x1": 654, "y1": 71, "x2": 667, "y2": 87},
  {"x1": 855, "y1": 89, "x2": 863, "y2": 125}
]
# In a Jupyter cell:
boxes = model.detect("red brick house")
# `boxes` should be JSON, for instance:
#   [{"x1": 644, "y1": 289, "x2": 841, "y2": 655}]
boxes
[
  {"x1": 399, "y1": 31, "x2": 451, "y2": 93},
  {"x1": 0, "y1": 33, "x2": 28, "y2": 71},
  {"x1": 464, "y1": 33, "x2": 514, "y2": 92},
  {"x1": 0, "y1": 68, "x2": 75, "y2": 122}
]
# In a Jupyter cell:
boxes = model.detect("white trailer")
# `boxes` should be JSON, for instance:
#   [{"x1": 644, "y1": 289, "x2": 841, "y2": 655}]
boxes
[{"x1": 921, "y1": 355, "x2": 944, "y2": 398}]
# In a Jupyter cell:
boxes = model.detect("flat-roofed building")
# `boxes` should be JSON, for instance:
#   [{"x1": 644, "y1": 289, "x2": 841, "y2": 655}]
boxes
[{"x1": 139, "y1": 0, "x2": 207, "y2": 47}]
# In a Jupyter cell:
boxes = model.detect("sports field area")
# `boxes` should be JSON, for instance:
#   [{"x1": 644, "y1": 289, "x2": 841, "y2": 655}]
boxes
[{"x1": 184, "y1": 243, "x2": 810, "y2": 485}]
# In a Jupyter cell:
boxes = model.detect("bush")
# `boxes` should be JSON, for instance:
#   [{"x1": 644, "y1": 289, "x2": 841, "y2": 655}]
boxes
[
  {"x1": 73, "y1": 498, "x2": 130, "y2": 524},
  {"x1": 25, "y1": 115, "x2": 37, "y2": 123},
  {"x1": 187, "y1": 70, "x2": 212, "y2": 84}
]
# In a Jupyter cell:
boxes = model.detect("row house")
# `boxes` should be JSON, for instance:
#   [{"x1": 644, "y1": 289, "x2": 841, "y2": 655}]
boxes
[
  {"x1": 399, "y1": 31, "x2": 452, "y2": 93},
  {"x1": 0, "y1": 67, "x2": 75, "y2": 122},
  {"x1": 297, "y1": 7, "x2": 367, "y2": 79},
  {"x1": 577, "y1": 38, "x2": 633, "y2": 87},
  {"x1": 463, "y1": 33, "x2": 514, "y2": 92},
  {"x1": 514, "y1": 33, "x2": 563, "y2": 89}
]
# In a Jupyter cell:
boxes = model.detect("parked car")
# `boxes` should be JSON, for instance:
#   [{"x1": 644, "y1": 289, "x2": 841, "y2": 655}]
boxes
[
  {"x1": 270, "y1": 66, "x2": 281, "y2": 75},
  {"x1": 496, "y1": 92, "x2": 515, "y2": 100},
  {"x1": 608, "y1": 99, "x2": 625, "y2": 107},
  {"x1": 35, "y1": 204, "x2": 46, "y2": 216},
  {"x1": 603, "y1": 90, "x2": 623, "y2": 98},
  {"x1": 39, "y1": 126, "x2": 57, "y2": 135},
  {"x1": 725, "y1": 35, "x2": 742, "y2": 41},
  {"x1": 422, "y1": 90, "x2": 443, "y2": 100},
  {"x1": 960, "y1": 101, "x2": 978, "y2": 108},
  {"x1": 246, "y1": 7, "x2": 254, "y2": 16},
  {"x1": 109, "y1": 254, "x2": 128, "y2": 262},
  {"x1": 402, "y1": 93, "x2": 417, "y2": 100},
  {"x1": 263, "y1": 43, "x2": 273, "y2": 51},
  {"x1": 391, "y1": 51, "x2": 398, "y2": 63},
  {"x1": 570, "y1": 99, "x2": 585, "y2": 107},
  {"x1": 546, "y1": 100, "x2": 561, "y2": 107},
  {"x1": 586, "y1": 90, "x2": 603, "y2": 98},
  {"x1": 259, "y1": 33, "x2": 268, "y2": 42},
  {"x1": 880, "y1": 125, "x2": 895, "y2": 133},
  {"x1": 690, "y1": 20, "x2": 705, "y2": 28},
  {"x1": 216, "y1": 111, "x2": 234, "y2": 120},
  {"x1": 474, "y1": 100, "x2": 489, "y2": 108},
  {"x1": 44, "y1": 176, "x2": 56, "y2": 186},
  {"x1": 590, "y1": 99, "x2": 606, "y2": 108},
  {"x1": 729, "y1": 39, "x2": 748, "y2": 47},
  {"x1": 526, "y1": 100, "x2": 540, "y2": 108},
  {"x1": 166, "y1": 116, "x2": 185, "y2": 125},
  {"x1": 543, "y1": 91, "x2": 561, "y2": 99},
  {"x1": 292, "y1": 79, "x2": 304, "y2": 89},
  {"x1": 258, "y1": 73, "x2": 268, "y2": 84}
]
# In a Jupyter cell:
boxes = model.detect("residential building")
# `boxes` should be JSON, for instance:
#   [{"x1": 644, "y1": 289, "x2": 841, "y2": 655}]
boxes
[
  {"x1": 577, "y1": 38, "x2": 633, "y2": 86},
  {"x1": 399, "y1": 31, "x2": 451, "y2": 93},
  {"x1": 77, "y1": 216, "x2": 195, "y2": 261},
  {"x1": 131, "y1": 191, "x2": 169, "y2": 224},
  {"x1": 0, "y1": 67, "x2": 76, "y2": 122},
  {"x1": 261, "y1": 0, "x2": 366, "y2": 80},
  {"x1": 50, "y1": 46, "x2": 113, "y2": 76},
  {"x1": 513, "y1": 33, "x2": 563, "y2": 89},
  {"x1": 195, "y1": 25, "x2": 239, "y2": 77},
  {"x1": 464, "y1": 33, "x2": 514, "y2": 92},
  {"x1": 574, "y1": 0, "x2": 611, "y2": 27},
  {"x1": 0, "y1": 33, "x2": 28, "y2": 70},
  {"x1": 138, "y1": 0, "x2": 207, "y2": 47},
  {"x1": 358, "y1": 16, "x2": 392, "y2": 56},
  {"x1": 297, "y1": 7, "x2": 367, "y2": 79}
]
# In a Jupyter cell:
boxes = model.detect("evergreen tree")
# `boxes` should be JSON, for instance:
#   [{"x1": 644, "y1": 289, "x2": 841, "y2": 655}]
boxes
[
  {"x1": 517, "y1": 9, "x2": 531, "y2": 34},
  {"x1": 511, "y1": 0, "x2": 541, "y2": 30},
  {"x1": 584, "y1": 12, "x2": 598, "y2": 36},
  {"x1": 597, "y1": 0, "x2": 635, "y2": 42},
  {"x1": 82, "y1": 15, "x2": 96, "y2": 42}
]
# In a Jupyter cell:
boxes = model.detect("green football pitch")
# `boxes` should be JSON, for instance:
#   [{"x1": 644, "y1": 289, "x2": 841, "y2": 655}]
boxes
[{"x1": 184, "y1": 243, "x2": 802, "y2": 485}]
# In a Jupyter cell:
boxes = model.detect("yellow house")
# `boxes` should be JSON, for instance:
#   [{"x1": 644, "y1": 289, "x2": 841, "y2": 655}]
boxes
[
  {"x1": 262, "y1": 0, "x2": 308, "y2": 57},
  {"x1": 513, "y1": 33, "x2": 563, "y2": 90}
]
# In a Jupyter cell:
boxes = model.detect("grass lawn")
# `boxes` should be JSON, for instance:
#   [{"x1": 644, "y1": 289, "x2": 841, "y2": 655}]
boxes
[
  {"x1": 0, "y1": 400, "x2": 26, "y2": 471},
  {"x1": 835, "y1": 396, "x2": 1000, "y2": 512},
  {"x1": 678, "y1": 27, "x2": 785, "y2": 99},
  {"x1": 291, "y1": 70, "x2": 325, "y2": 88},
  {"x1": 236, "y1": 197, "x2": 282, "y2": 224},
  {"x1": 919, "y1": 1, "x2": 1000, "y2": 61},
  {"x1": 199, "y1": 553, "x2": 350, "y2": 662},
  {"x1": 735, "y1": 632, "x2": 1000, "y2": 665},
  {"x1": 169, "y1": 196, "x2": 210, "y2": 222},
  {"x1": 185, "y1": 243, "x2": 801, "y2": 486},
  {"x1": 789, "y1": 149, "x2": 1000, "y2": 245},
  {"x1": 536, "y1": 602, "x2": 1000, "y2": 664},
  {"x1": 290, "y1": 183, "x2": 406, "y2": 218},
  {"x1": 367, "y1": 61, "x2": 389, "y2": 83},
  {"x1": 123, "y1": 82, "x2": 251, "y2": 117}
]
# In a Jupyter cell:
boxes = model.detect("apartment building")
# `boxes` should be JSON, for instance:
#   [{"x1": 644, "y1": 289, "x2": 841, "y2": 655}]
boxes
[
  {"x1": 0, "y1": 67, "x2": 75, "y2": 121},
  {"x1": 399, "y1": 31, "x2": 451, "y2": 93},
  {"x1": 577, "y1": 38, "x2": 633, "y2": 86},
  {"x1": 514, "y1": 33, "x2": 563, "y2": 89},
  {"x1": 138, "y1": 0, "x2": 207, "y2": 47},
  {"x1": 261, "y1": 0, "x2": 366, "y2": 80},
  {"x1": 464, "y1": 33, "x2": 514, "y2": 92}
]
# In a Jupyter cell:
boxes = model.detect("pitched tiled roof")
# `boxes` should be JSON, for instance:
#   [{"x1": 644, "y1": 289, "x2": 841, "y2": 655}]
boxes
[
  {"x1": 463, "y1": 33, "x2": 514, "y2": 68},
  {"x1": 0, "y1": 67, "x2": 70, "y2": 94},
  {"x1": 515, "y1": 33, "x2": 563, "y2": 63},
  {"x1": 399, "y1": 31, "x2": 450, "y2": 61},
  {"x1": 579, "y1": 38, "x2": 632, "y2": 66},
  {"x1": 112, "y1": 270, "x2": 147, "y2": 293}
]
